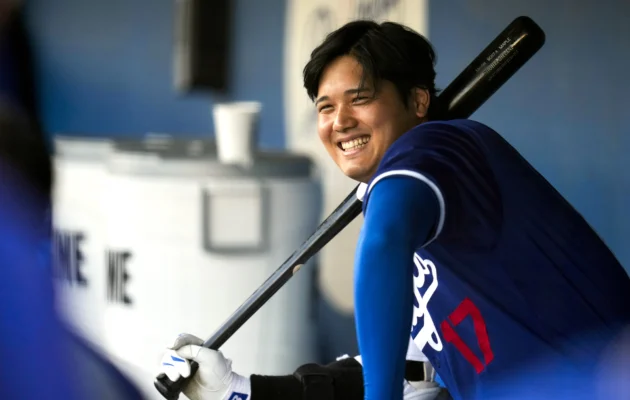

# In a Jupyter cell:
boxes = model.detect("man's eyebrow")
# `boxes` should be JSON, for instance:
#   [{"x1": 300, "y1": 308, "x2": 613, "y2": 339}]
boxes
[
  {"x1": 345, "y1": 87, "x2": 372, "y2": 96},
  {"x1": 315, "y1": 95, "x2": 329, "y2": 105},
  {"x1": 315, "y1": 87, "x2": 372, "y2": 105}
]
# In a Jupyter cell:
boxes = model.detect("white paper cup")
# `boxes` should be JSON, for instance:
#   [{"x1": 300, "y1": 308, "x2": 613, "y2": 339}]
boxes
[{"x1": 212, "y1": 101, "x2": 262, "y2": 166}]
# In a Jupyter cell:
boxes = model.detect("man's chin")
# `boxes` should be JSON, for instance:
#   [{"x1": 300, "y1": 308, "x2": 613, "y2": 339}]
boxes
[{"x1": 340, "y1": 164, "x2": 374, "y2": 184}]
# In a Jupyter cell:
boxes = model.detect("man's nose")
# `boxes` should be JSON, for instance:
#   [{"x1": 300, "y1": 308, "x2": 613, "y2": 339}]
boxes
[{"x1": 333, "y1": 105, "x2": 358, "y2": 132}]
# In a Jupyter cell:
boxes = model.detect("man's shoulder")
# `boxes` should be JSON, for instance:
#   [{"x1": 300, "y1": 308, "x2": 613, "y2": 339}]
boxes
[
  {"x1": 385, "y1": 119, "x2": 497, "y2": 157},
  {"x1": 407, "y1": 118, "x2": 496, "y2": 137}
]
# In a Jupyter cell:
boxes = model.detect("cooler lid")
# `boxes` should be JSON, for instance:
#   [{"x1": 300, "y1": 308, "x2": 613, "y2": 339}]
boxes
[
  {"x1": 53, "y1": 135, "x2": 112, "y2": 161},
  {"x1": 107, "y1": 137, "x2": 314, "y2": 179}
]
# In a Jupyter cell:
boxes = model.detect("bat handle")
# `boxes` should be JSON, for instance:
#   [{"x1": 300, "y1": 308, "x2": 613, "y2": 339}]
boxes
[{"x1": 154, "y1": 361, "x2": 199, "y2": 399}]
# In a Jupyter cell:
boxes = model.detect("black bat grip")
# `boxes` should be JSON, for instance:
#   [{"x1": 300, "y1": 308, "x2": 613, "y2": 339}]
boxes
[{"x1": 154, "y1": 361, "x2": 199, "y2": 399}]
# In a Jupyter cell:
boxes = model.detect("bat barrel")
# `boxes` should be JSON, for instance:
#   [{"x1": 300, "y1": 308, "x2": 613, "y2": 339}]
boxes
[{"x1": 439, "y1": 16, "x2": 545, "y2": 120}]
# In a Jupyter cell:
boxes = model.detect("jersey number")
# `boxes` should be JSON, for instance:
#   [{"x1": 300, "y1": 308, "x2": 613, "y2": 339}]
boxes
[{"x1": 440, "y1": 298, "x2": 494, "y2": 373}]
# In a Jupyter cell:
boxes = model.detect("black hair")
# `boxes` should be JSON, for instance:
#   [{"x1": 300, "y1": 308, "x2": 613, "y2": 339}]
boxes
[{"x1": 303, "y1": 20, "x2": 443, "y2": 119}]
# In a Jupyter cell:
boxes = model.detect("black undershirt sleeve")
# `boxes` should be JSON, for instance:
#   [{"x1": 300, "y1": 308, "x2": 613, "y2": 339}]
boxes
[{"x1": 250, "y1": 358, "x2": 426, "y2": 400}]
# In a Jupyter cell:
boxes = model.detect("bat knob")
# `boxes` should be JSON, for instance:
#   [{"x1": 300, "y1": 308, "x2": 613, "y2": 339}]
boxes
[{"x1": 154, "y1": 362, "x2": 199, "y2": 399}]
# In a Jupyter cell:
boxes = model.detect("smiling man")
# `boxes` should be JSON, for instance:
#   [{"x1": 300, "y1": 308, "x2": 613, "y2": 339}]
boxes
[
  {"x1": 158, "y1": 19, "x2": 630, "y2": 400},
  {"x1": 302, "y1": 20, "x2": 630, "y2": 400}
]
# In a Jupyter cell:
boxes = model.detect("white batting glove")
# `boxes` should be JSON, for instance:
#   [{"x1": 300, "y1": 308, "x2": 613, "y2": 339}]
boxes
[
  {"x1": 338, "y1": 354, "x2": 447, "y2": 400},
  {"x1": 159, "y1": 333, "x2": 251, "y2": 400}
]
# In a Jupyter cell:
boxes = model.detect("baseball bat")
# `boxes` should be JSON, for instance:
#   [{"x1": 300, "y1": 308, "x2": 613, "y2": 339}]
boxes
[{"x1": 155, "y1": 15, "x2": 545, "y2": 399}]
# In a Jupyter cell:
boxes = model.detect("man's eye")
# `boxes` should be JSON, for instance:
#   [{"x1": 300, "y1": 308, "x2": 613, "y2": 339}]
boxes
[
  {"x1": 318, "y1": 105, "x2": 332, "y2": 113},
  {"x1": 353, "y1": 96, "x2": 369, "y2": 103}
]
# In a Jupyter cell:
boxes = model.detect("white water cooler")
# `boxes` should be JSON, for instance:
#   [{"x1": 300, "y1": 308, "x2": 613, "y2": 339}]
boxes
[
  {"x1": 52, "y1": 136, "x2": 112, "y2": 348},
  {"x1": 98, "y1": 138, "x2": 322, "y2": 397}
]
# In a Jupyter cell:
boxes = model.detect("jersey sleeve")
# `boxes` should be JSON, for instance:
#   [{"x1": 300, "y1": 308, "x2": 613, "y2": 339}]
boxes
[{"x1": 362, "y1": 120, "x2": 502, "y2": 248}]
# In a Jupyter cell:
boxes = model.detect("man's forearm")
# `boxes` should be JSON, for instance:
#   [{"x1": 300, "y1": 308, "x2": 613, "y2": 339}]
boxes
[
  {"x1": 250, "y1": 358, "x2": 432, "y2": 400},
  {"x1": 250, "y1": 357, "x2": 364, "y2": 400},
  {"x1": 250, "y1": 374, "x2": 304, "y2": 399}
]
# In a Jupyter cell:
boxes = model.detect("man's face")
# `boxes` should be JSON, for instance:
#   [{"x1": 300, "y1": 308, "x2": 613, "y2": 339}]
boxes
[{"x1": 315, "y1": 55, "x2": 428, "y2": 183}]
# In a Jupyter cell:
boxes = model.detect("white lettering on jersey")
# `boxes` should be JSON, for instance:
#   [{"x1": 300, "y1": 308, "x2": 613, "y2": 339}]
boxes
[{"x1": 411, "y1": 252, "x2": 443, "y2": 352}]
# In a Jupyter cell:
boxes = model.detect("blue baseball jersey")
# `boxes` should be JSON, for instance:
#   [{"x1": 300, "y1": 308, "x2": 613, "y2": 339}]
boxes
[{"x1": 362, "y1": 119, "x2": 630, "y2": 399}]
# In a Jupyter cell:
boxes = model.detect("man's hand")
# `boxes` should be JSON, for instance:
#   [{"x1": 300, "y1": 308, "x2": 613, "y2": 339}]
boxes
[{"x1": 158, "y1": 333, "x2": 251, "y2": 400}]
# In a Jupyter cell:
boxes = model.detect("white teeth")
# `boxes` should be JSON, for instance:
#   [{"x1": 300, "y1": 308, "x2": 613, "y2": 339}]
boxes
[{"x1": 341, "y1": 136, "x2": 369, "y2": 151}]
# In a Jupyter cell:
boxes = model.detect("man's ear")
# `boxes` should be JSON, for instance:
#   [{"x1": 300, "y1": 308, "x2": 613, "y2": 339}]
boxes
[{"x1": 411, "y1": 88, "x2": 430, "y2": 119}]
